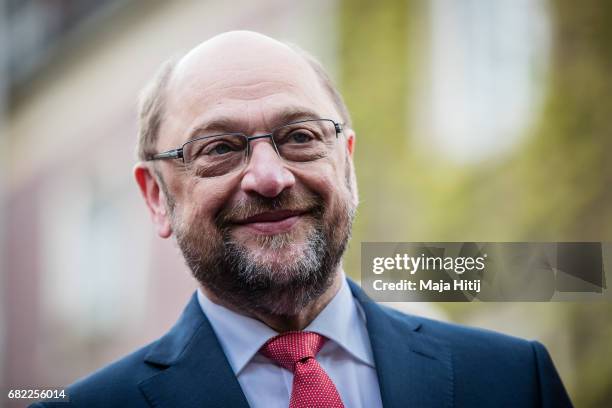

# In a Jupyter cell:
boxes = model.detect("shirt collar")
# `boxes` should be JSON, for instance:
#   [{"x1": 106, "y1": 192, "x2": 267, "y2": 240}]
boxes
[{"x1": 197, "y1": 273, "x2": 375, "y2": 375}]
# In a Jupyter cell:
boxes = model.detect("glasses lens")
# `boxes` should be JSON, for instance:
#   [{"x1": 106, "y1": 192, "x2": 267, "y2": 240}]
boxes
[
  {"x1": 273, "y1": 120, "x2": 337, "y2": 162},
  {"x1": 183, "y1": 134, "x2": 247, "y2": 177}
]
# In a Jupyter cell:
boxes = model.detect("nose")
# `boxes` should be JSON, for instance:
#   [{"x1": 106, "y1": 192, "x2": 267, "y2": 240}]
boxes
[{"x1": 240, "y1": 138, "x2": 295, "y2": 198}]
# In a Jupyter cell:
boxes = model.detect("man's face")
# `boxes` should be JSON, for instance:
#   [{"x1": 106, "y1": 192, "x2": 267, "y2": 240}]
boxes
[{"x1": 147, "y1": 33, "x2": 357, "y2": 315}]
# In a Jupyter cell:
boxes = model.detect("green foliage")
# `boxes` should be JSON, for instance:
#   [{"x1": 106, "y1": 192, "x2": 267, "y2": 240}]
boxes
[{"x1": 338, "y1": 0, "x2": 612, "y2": 406}]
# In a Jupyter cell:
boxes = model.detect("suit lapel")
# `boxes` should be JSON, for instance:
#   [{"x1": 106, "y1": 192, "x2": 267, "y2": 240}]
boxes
[
  {"x1": 349, "y1": 280, "x2": 454, "y2": 408},
  {"x1": 138, "y1": 294, "x2": 250, "y2": 408}
]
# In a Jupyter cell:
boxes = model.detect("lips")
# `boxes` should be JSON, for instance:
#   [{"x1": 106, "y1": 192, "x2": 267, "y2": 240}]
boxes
[
  {"x1": 233, "y1": 210, "x2": 308, "y2": 234},
  {"x1": 235, "y1": 210, "x2": 305, "y2": 224}
]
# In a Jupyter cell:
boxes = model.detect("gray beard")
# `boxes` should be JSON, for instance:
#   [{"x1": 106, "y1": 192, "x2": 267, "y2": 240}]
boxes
[{"x1": 174, "y1": 196, "x2": 355, "y2": 317}]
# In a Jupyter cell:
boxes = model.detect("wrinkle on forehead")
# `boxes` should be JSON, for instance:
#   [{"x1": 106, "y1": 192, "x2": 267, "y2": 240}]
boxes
[
  {"x1": 185, "y1": 102, "x2": 326, "y2": 139},
  {"x1": 201, "y1": 80, "x2": 304, "y2": 101}
]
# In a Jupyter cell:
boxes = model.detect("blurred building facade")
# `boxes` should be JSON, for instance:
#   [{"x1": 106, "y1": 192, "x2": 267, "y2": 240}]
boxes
[{"x1": 2, "y1": 0, "x2": 341, "y2": 397}]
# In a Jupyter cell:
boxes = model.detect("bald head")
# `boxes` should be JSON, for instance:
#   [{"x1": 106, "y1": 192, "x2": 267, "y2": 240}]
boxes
[
  {"x1": 137, "y1": 31, "x2": 350, "y2": 161},
  {"x1": 173, "y1": 31, "x2": 307, "y2": 85}
]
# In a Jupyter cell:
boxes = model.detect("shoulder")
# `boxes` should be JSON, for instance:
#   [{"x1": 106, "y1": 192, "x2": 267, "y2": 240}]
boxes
[
  {"x1": 380, "y1": 302, "x2": 536, "y2": 351},
  {"x1": 60, "y1": 342, "x2": 161, "y2": 408},
  {"x1": 379, "y1": 304, "x2": 574, "y2": 401},
  {"x1": 378, "y1": 304, "x2": 533, "y2": 347},
  {"x1": 350, "y1": 278, "x2": 542, "y2": 364},
  {"x1": 34, "y1": 294, "x2": 209, "y2": 408}
]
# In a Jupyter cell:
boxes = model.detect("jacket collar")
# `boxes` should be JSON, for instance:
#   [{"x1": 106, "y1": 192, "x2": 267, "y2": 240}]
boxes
[
  {"x1": 139, "y1": 293, "x2": 250, "y2": 408},
  {"x1": 348, "y1": 280, "x2": 453, "y2": 408},
  {"x1": 139, "y1": 280, "x2": 453, "y2": 408}
]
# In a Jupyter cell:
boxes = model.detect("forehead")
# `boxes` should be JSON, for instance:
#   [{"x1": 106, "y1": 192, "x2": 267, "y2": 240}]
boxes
[{"x1": 161, "y1": 35, "x2": 337, "y2": 145}]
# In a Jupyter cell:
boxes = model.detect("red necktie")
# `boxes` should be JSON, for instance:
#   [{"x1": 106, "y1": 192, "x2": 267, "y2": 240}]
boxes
[{"x1": 260, "y1": 331, "x2": 345, "y2": 408}]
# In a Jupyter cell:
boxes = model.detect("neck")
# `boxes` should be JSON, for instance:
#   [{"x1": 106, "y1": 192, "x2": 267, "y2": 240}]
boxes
[{"x1": 202, "y1": 271, "x2": 344, "y2": 332}]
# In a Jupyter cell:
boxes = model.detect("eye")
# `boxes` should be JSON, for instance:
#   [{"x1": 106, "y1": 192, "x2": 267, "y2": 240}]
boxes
[
  {"x1": 210, "y1": 143, "x2": 232, "y2": 155},
  {"x1": 288, "y1": 130, "x2": 313, "y2": 144},
  {"x1": 200, "y1": 138, "x2": 244, "y2": 156}
]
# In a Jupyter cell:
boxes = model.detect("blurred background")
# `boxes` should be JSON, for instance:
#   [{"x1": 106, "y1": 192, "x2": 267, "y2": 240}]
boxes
[{"x1": 1, "y1": 0, "x2": 611, "y2": 406}]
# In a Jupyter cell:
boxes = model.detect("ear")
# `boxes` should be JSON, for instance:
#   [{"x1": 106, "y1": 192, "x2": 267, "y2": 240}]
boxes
[
  {"x1": 345, "y1": 128, "x2": 356, "y2": 157},
  {"x1": 342, "y1": 128, "x2": 359, "y2": 206},
  {"x1": 134, "y1": 163, "x2": 173, "y2": 239}
]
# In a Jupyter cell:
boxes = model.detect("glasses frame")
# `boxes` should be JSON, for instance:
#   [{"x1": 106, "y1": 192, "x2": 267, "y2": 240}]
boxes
[{"x1": 146, "y1": 118, "x2": 344, "y2": 165}]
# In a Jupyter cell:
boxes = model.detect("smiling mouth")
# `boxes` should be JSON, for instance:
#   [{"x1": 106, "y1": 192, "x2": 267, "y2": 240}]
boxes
[{"x1": 233, "y1": 210, "x2": 309, "y2": 234}]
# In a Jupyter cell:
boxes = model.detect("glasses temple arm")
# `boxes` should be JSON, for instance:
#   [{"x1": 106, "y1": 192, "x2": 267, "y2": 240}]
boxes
[{"x1": 148, "y1": 148, "x2": 183, "y2": 161}]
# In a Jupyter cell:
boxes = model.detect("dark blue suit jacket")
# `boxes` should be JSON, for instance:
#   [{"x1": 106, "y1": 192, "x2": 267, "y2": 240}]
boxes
[{"x1": 33, "y1": 280, "x2": 573, "y2": 407}]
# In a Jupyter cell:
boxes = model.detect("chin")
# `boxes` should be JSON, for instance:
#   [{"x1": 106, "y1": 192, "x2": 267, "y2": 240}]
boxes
[
  {"x1": 239, "y1": 220, "x2": 313, "y2": 251},
  {"x1": 246, "y1": 235, "x2": 310, "y2": 265}
]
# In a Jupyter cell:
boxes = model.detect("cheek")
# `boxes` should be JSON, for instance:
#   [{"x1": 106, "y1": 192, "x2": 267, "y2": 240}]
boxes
[
  {"x1": 291, "y1": 156, "x2": 351, "y2": 210},
  {"x1": 170, "y1": 175, "x2": 238, "y2": 227},
  {"x1": 319, "y1": 150, "x2": 351, "y2": 193}
]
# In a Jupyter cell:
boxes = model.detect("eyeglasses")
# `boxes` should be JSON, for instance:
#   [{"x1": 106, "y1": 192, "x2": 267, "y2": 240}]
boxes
[{"x1": 146, "y1": 118, "x2": 343, "y2": 178}]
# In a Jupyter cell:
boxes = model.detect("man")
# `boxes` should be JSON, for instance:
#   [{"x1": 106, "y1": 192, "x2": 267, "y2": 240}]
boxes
[{"x1": 34, "y1": 31, "x2": 573, "y2": 407}]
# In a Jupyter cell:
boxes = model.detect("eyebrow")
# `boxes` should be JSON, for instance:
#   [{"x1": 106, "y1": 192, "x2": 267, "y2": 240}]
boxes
[{"x1": 186, "y1": 107, "x2": 323, "y2": 141}]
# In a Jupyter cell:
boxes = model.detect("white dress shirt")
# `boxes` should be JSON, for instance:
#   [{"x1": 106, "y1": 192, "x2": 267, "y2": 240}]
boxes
[{"x1": 197, "y1": 274, "x2": 383, "y2": 408}]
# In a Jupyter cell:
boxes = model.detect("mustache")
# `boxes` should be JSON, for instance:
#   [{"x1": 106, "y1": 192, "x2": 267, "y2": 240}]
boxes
[{"x1": 215, "y1": 189, "x2": 324, "y2": 228}]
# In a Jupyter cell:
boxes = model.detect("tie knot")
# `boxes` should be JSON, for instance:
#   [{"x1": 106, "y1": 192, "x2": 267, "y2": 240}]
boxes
[{"x1": 260, "y1": 331, "x2": 327, "y2": 372}]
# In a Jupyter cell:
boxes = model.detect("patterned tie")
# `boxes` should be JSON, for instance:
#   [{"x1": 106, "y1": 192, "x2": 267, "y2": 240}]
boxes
[{"x1": 260, "y1": 331, "x2": 345, "y2": 408}]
